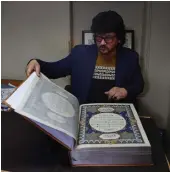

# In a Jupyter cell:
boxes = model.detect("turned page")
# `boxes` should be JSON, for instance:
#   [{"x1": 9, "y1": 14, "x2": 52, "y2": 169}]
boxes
[
  {"x1": 6, "y1": 72, "x2": 80, "y2": 140},
  {"x1": 6, "y1": 72, "x2": 39, "y2": 109}
]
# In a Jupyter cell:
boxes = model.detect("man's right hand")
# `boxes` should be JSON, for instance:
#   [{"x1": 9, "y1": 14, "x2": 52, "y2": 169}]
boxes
[{"x1": 26, "y1": 59, "x2": 40, "y2": 77}]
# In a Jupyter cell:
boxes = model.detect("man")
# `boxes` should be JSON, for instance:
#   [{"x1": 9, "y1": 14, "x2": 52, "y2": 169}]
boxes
[{"x1": 26, "y1": 11, "x2": 144, "y2": 106}]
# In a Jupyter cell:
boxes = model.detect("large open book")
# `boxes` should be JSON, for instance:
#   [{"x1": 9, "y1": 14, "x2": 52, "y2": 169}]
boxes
[{"x1": 5, "y1": 72, "x2": 153, "y2": 166}]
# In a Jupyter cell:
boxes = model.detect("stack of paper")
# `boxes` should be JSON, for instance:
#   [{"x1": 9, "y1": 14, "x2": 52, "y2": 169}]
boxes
[{"x1": 1, "y1": 84, "x2": 16, "y2": 111}]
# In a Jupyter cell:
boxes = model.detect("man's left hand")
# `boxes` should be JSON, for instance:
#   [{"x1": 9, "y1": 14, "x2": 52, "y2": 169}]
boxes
[{"x1": 105, "y1": 87, "x2": 128, "y2": 100}]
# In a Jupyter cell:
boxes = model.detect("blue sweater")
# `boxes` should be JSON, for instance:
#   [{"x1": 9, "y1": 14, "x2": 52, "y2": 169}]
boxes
[{"x1": 37, "y1": 44, "x2": 144, "y2": 104}]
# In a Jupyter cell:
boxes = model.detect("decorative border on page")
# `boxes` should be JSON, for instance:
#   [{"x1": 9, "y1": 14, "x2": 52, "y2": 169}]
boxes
[{"x1": 78, "y1": 104, "x2": 144, "y2": 145}]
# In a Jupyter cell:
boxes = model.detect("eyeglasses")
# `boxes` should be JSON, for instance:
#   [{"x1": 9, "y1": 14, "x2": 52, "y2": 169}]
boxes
[{"x1": 94, "y1": 34, "x2": 116, "y2": 44}]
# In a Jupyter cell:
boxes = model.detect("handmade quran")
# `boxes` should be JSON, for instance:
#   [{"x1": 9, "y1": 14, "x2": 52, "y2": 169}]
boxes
[{"x1": 4, "y1": 72, "x2": 153, "y2": 166}]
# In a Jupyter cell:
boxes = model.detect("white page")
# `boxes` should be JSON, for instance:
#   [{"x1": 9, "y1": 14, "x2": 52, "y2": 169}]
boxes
[
  {"x1": 8, "y1": 72, "x2": 80, "y2": 139},
  {"x1": 6, "y1": 72, "x2": 38, "y2": 109}
]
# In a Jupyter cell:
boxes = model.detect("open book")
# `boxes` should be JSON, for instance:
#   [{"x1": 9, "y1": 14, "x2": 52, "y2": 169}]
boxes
[{"x1": 5, "y1": 72, "x2": 152, "y2": 166}]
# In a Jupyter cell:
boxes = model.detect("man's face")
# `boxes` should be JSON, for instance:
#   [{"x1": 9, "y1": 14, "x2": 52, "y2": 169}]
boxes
[{"x1": 95, "y1": 32, "x2": 119, "y2": 55}]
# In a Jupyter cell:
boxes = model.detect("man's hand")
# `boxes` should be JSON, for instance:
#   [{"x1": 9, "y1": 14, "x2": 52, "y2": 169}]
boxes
[
  {"x1": 26, "y1": 59, "x2": 40, "y2": 77},
  {"x1": 105, "y1": 87, "x2": 128, "y2": 100}
]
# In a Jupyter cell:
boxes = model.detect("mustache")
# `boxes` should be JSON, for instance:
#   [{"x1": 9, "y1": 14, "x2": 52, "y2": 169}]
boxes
[{"x1": 99, "y1": 45, "x2": 107, "y2": 49}]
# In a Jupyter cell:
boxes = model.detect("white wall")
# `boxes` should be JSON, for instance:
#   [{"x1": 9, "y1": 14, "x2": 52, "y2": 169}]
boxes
[
  {"x1": 1, "y1": 1, "x2": 70, "y2": 87},
  {"x1": 139, "y1": 2, "x2": 170, "y2": 128}
]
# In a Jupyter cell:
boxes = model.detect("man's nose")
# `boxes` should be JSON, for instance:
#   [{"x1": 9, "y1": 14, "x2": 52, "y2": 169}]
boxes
[{"x1": 100, "y1": 39, "x2": 106, "y2": 45}]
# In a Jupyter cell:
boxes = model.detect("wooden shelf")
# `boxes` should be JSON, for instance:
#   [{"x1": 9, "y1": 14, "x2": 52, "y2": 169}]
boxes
[{"x1": 1, "y1": 79, "x2": 23, "y2": 87}]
